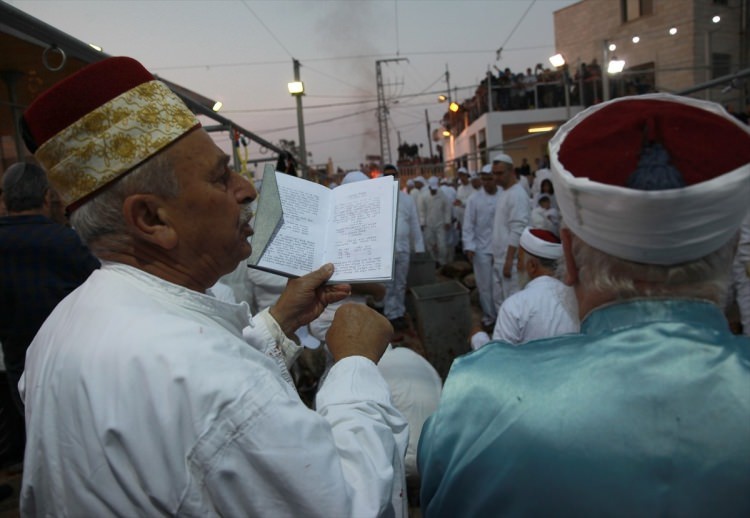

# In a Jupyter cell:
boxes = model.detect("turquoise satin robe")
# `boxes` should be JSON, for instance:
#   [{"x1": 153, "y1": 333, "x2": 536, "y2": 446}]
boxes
[{"x1": 418, "y1": 300, "x2": 750, "y2": 517}]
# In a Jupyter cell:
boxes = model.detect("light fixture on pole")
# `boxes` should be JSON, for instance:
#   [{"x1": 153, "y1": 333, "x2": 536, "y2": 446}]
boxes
[
  {"x1": 288, "y1": 58, "x2": 307, "y2": 177},
  {"x1": 602, "y1": 41, "x2": 626, "y2": 101},
  {"x1": 548, "y1": 53, "x2": 571, "y2": 119},
  {"x1": 449, "y1": 101, "x2": 460, "y2": 113},
  {"x1": 212, "y1": 100, "x2": 223, "y2": 112}
]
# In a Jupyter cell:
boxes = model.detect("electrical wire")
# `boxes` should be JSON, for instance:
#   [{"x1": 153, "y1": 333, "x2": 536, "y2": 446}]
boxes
[{"x1": 239, "y1": 1, "x2": 294, "y2": 58}]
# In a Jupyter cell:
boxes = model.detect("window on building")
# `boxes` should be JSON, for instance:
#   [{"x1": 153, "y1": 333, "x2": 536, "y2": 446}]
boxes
[
  {"x1": 711, "y1": 52, "x2": 731, "y2": 78},
  {"x1": 621, "y1": 0, "x2": 653, "y2": 22}
]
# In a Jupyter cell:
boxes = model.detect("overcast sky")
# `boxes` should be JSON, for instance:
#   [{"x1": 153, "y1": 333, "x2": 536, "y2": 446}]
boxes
[{"x1": 10, "y1": 0, "x2": 578, "y2": 172}]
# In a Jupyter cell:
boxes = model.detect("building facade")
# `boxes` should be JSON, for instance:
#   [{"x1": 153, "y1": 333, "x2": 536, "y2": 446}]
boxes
[{"x1": 553, "y1": 0, "x2": 748, "y2": 107}]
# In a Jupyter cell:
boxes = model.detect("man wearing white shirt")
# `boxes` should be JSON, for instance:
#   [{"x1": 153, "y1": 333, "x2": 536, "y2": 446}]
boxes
[
  {"x1": 424, "y1": 177, "x2": 452, "y2": 267},
  {"x1": 491, "y1": 153, "x2": 531, "y2": 314},
  {"x1": 18, "y1": 57, "x2": 407, "y2": 517},
  {"x1": 463, "y1": 165, "x2": 500, "y2": 328},
  {"x1": 382, "y1": 165, "x2": 425, "y2": 330},
  {"x1": 491, "y1": 228, "x2": 578, "y2": 345},
  {"x1": 411, "y1": 175, "x2": 428, "y2": 227}
]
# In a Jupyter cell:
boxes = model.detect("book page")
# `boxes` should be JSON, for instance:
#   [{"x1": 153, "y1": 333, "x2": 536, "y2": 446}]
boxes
[
  {"x1": 255, "y1": 173, "x2": 330, "y2": 277},
  {"x1": 326, "y1": 176, "x2": 397, "y2": 282}
]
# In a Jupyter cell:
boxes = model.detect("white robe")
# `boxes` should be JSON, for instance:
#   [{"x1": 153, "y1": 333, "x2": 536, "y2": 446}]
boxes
[
  {"x1": 20, "y1": 263, "x2": 408, "y2": 517},
  {"x1": 492, "y1": 275, "x2": 579, "y2": 345}
]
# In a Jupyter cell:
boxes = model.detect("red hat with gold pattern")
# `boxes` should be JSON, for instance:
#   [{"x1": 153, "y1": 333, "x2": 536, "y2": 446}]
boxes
[{"x1": 22, "y1": 56, "x2": 200, "y2": 211}]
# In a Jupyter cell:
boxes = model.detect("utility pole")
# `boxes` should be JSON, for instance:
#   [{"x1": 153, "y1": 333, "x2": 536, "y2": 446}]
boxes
[
  {"x1": 292, "y1": 58, "x2": 308, "y2": 177},
  {"x1": 425, "y1": 109, "x2": 434, "y2": 160},
  {"x1": 445, "y1": 64, "x2": 452, "y2": 103},
  {"x1": 375, "y1": 57, "x2": 408, "y2": 167}
]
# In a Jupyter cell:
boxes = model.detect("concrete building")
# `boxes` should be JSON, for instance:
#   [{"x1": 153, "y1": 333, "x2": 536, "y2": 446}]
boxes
[
  {"x1": 441, "y1": 0, "x2": 748, "y2": 172},
  {"x1": 553, "y1": 0, "x2": 748, "y2": 107}
]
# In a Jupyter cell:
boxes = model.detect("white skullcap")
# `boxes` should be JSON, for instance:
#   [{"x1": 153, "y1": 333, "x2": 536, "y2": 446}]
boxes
[
  {"x1": 457, "y1": 167, "x2": 469, "y2": 174},
  {"x1": 480, "y1": 164, "x2": 493, "y2": 175},
  {"x1": 406, "y1": 179, "x2": 414, "y2": 187},
  {"x1": 492, "y1": 153, "x2": 513, "y2": 166},
  {"x1": 428, "y1": 176, "x2": 439, "y2": 189},
  {"x1": 342, "y1": 171, "x2": 369, "y2": 184},
  {"x1": 439, "y1": 178, "x2": 448, "y2": 185},
  {"x1": 414, "y1": 175, "x2": 426, "y2": 184},
  {"x1": 469, "y1": 170, "x2": 479, "y2": 179},
  {"x1": 520, "y1": 227, "x2": 562, "y2": 260},
  {"x1": 550, "y1": 93, "x2": 750, "y2": 265}
]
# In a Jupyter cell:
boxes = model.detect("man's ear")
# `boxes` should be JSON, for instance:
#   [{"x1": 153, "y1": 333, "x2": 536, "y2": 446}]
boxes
[
  {"x1": 122, "y1": 194, "x2": 178, "y2": 250},
  {"x1": 560, "y1": 227, "x2": 578, "y2": 286}
]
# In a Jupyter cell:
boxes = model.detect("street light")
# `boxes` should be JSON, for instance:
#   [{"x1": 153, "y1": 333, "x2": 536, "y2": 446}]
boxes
[
  {"x1": 287, "y1": 81, "x2": 304, "y2": 95},
  {"x1": 449, "y1": 101, "x2": 460, "y2": 113},
  {"x1": 288, "y1": 59, "x2": 307, "y2": 177},
  {"x1": 548, "y1": 53, "x2": 571, "y2": 119},
  {"x1": 602, "y1": 40, "x2": 626, "y2": 101},
  {"x1": 212, "y1": 100, "x2": 223, "y2": 112}
]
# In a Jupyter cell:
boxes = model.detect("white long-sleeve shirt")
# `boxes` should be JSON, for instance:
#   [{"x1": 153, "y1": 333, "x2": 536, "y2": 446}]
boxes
[
  {"x1": 410, "y1": 186, "x2": 428, "y2": 226},
  {"x1": 491, "y1": 183, "x2": 530, "y2": 260},
  {"x1": 20, "y1": 263, "x2": 408, "y2": 517},
  {"x1": 396, "y1": 191, "x2": 425, "y2": 254},
  {"x1": 493, "y1": 275, "x2": 579, "y2": 344},
  {"x1": 454, "y1": 183, "x2": 477, "y2": 226},
  {"x1": 423, "y1": 190, "x2": 451, "y2": 229},
  {"x1": 462, "y1": 189, "x2": 498, "y2": 254}
]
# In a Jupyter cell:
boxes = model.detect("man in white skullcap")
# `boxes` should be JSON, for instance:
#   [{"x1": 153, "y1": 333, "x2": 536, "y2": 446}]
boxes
[
  {"x1": 462, "y1": 164, "x2": 500, "y2": 329},
  {"x1": 410, "y1": 175, "x2": 428, "y2": 227},
  {"x1": 490, "y1": 152, "x2": 530, "y2": 313},
  {"x1": 381, "y1": 165, "x2": 424, "y2": 330},
  {"x1": 423, "y1": 176, "x2": 451, "y2": 267},
  {"x1": 419, "y1": 94, "x2": 750, "y2": 516},
  {"x1": 453, "y1": 167, "x2": 473, "y2": 246},
  {"x1": 471, "y1": 227, "x2": 578, "y2": 349}
]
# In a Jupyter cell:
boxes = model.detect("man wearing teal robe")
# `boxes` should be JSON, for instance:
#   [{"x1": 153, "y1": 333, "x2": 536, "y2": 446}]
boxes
[{"x1": 418, "y1": 94, "x2": 750, "y2": 517}]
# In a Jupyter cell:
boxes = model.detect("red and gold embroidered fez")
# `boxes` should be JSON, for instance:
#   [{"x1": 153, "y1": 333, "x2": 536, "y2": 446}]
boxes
[{"x1": 21, "y1": 56, "x2": 201, "y2": 211}]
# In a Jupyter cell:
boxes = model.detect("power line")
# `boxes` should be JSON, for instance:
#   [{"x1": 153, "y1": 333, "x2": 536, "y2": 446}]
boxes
[
  {"x1": 239, "y1": 1, "x2": 294, "y2": 59},
  {"x1": 257, "y1": 107, "x2": 378, "y2": 134},
  {"x1": 149, "y1": 45, "x2": 555, "y2": 72},
  {"x1": 496, "y1": 0, "x2": 538, "y2": 59},
  {"x1": 223, "y1": 98, "x2": 378, "y2": 114}
]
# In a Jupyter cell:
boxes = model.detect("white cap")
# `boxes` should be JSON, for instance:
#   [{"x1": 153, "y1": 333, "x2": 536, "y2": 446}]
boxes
[
  {"x1": 520, "y1": 227, "x2": 562, "y2": 260},
  {"x1": 469, "y1": 170, "x2": 479, "y2": 179},
  {"x1": 457, "y1": 167, "x2": 469, "y2": 175},
  {"x1": 428, "y1": 176, "x2": 439, "y2": 189},
  {"x1": 406, "y1": 179, "x2": 414, "y2": 187},
  {"x1": 414, "y1": 175, "x2": 426, "y2": 185},
  {"x1": 480, "y1": 164, "x2": 493, "y2": 175},
  {"x1": 550, "y1": 93, "x2": 750, "y2": 265},
  {"x1": 492, "y1": 153, "x2": 513, "y2": 166},
  {"x1": 342, "y1": 171, "x2": 369, "y2": 184}
]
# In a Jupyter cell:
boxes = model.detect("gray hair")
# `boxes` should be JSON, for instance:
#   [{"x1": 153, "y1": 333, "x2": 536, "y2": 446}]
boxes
[
  {"x1": 2, "y1": 162, "x2": 49, "y2": 212},
  {"x1": 565, "y1": 231, "x2": 735, "y2": 306},
  {"x1": 70, "y1": 152, "x2": 179, "y2": 255}
]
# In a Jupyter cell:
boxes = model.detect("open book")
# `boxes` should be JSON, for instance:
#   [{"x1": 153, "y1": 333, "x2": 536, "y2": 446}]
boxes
[{"x1": 248, "y1": 168, "x2": 398, "y2": 283}]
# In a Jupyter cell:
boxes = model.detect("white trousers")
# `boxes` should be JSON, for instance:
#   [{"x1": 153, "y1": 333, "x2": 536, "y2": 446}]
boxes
[
  {"x1": 492, "y1": 255, "x2": 519, "y2": 316},
  {"x1": 384, "y1": 252, "x2": 410, "y2": 320},
  {"x1": 472, "y1": 252, "x2": 496, "y2": 326},
  {"x1": 424, "y1": 225, "x2": 447, "y2": 266}
]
